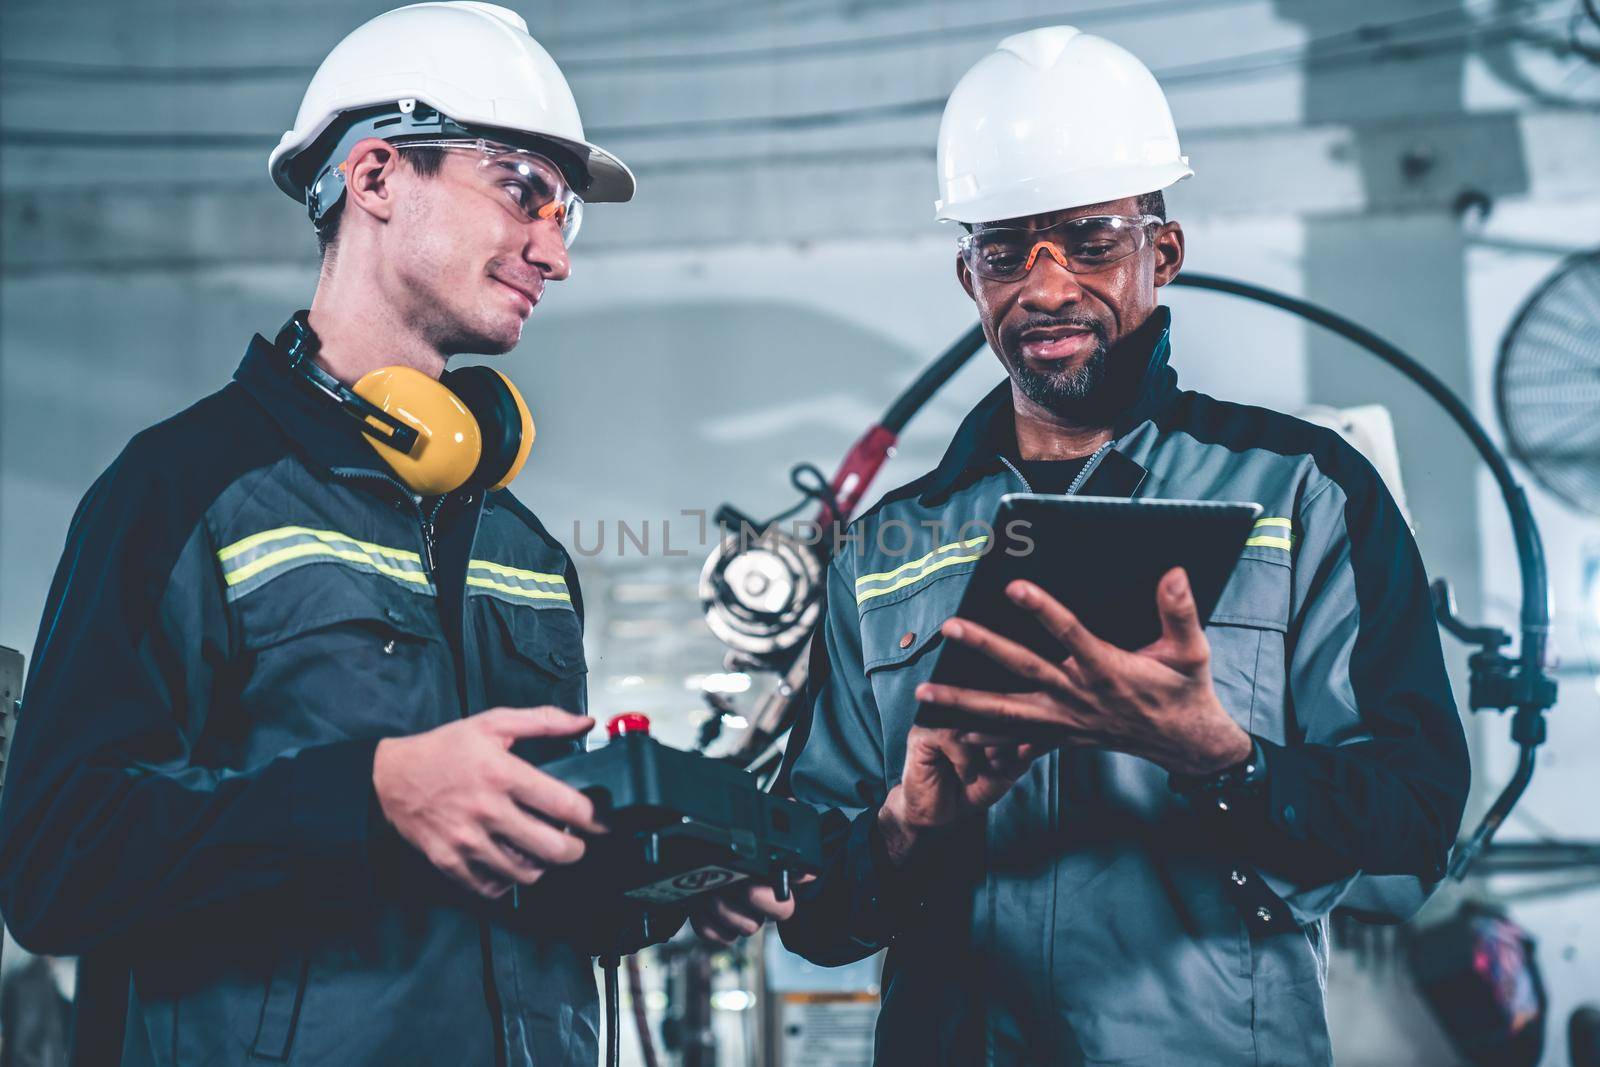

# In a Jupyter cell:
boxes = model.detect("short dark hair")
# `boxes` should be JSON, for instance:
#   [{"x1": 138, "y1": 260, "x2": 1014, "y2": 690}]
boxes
[
  {"x1": 314, "y1": 144, "x2": 448, "y2": 261},
  {"x1": 1136, "y1": 189, "x2": 1167, "y2": 221}
]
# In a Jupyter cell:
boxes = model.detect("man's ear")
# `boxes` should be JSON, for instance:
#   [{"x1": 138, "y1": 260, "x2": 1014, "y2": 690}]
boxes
[
  {"x1": 1153, "y1": 220, "x2": 1185, "y2": 288},
  {"x1": 342, "y1": 137, "x2": 402, "y2": 225}
]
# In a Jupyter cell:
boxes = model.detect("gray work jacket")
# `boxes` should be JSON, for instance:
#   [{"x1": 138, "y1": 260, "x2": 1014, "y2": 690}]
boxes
[
  {"x1": 0, "y1": 330, "x2": 625, "y2": 1066},
  {"x1": 779, "y1": 308, "x2": 1470, "y2": 1066}
]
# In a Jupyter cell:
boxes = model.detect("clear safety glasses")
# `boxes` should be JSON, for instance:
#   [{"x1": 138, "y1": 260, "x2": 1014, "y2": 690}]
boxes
[
  {"x1": 958, "y1": 214, "x2": 1166, "y2": 282},
  {"x1": 393, "y1": 138, "x2": 585, "y2": 246}
]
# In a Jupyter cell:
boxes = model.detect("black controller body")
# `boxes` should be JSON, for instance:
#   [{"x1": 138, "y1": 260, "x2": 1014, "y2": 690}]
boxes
[{"x1": 520, "y1": 732, "x2": 824, "y2": 912}]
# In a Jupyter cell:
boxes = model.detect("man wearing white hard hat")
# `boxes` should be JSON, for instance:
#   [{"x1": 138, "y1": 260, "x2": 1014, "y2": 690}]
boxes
[
  {"x1": 0, "y1": 5, "x2": 790, "y2": 1064},
  {"x1": 781, "y1": 26, "x2": 1468, "y2": 1064}
]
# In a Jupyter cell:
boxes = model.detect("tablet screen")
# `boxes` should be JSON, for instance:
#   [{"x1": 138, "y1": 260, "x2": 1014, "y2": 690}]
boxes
[{"x1": 917, "y1": 496, "x2": 1260, "y2": 731}]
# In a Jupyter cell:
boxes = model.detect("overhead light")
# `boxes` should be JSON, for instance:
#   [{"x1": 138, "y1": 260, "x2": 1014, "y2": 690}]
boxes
[
  {"x1": 689, "y1": 672, "x2": 752, "y2": 695},
  {"x1": 711, "y1": 990, "x2": 754, "y2": 1012}
]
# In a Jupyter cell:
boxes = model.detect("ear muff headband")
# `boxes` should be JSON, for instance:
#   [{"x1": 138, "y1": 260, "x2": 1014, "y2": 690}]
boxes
[{"x1": 277, "y1": 313, "x2": 420, "y2": 454}]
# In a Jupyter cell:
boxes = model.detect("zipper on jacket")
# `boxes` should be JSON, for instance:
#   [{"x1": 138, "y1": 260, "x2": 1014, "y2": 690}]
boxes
[
  {"x1": 330, "y1": 468, "x2": 435, "y2": 573},
  {"x1": 1004, "y1": 437, "x2": 1111, "y2": 1007},
  {"x1": 996, "y1": 441, "x2": 1113, "y2": 498},
  {"x1": 333, "y1": 469, "x2": 508, "y2": 1063},
  {"x1": 420, "y1": 493, "x2": 449, "y2": 575},
  {"x1": 1065, "y1": 442, "x2": 1113, "y2": 495},
  {"x1": 997, "y1": 455, "x2": 1034, "y2": 493}
]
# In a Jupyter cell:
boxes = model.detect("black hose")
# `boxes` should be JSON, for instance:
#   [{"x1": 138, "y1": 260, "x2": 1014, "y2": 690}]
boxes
[
  {"x1": 881, "y1": 322, "x2": 989, "y2": 434},
  {"x1": 602, "y1": 956, "x2": 621, "y2": 1067},
  {"x1": 752, "y1": 278, "x2": 1552, "y2": 870},
  {"x1": 1170, "y1": 273, "x2": 1551, "y2": 667},
  {"x1": 877, "y1": 281, "x2": 1553, "y2": 670},
  {"x1": 627, "y1": 954, "x2": 661, "y2": 1067},
  {"x1": 1448, "y1": 745, "x2": 1537, "y2": 879},
  {"x1": 1170, "y1": 272, "x2": 1555, "y2": 875}
]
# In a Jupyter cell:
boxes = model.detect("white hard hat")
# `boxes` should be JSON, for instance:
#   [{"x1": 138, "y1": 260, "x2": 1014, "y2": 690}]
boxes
[
  {"x1": 269, "y1": 2, "x2": 633, "y2": 216},
  {"x1": 935, "y1": 25, "x2": 1191, "y2": 224}
]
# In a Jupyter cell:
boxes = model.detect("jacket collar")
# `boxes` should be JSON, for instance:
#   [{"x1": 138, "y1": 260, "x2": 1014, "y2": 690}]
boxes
[
  {"x1": 233, "y1": 326, "x2": 395, "y2": 476},
  {"x1": 920, "y1": 305, "x2": 1177, "y2": 505}
]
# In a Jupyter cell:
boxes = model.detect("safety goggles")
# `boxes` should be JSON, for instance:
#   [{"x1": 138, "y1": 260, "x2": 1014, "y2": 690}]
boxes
[
  {"x1": 957, "y1": 214, "x2": 1165, "y2": 282},
  {"x1": 392, "y1": 138, "x2": 585, "y2": 246}
]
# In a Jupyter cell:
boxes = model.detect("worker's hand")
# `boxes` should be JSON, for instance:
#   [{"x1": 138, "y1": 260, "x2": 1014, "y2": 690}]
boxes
[
  {"x1": 915, "y1": 567, "x2": 1252, "y2": 778},
  {"x1": 373, "y1": 707, "x2": 606, "y2": 900},
  {"x1": 878, "y1": 727, "x2": 1047, "y2": 867},
  {"x1": 687, "y1": 876, "x2": 814, "y2": 944}
]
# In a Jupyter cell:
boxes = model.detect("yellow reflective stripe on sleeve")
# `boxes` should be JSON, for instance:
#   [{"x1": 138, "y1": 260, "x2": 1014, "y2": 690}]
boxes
[
  {"x1": 215, "y1": 526, "x2": 430, "y2": 601},
  {"x1": 217, "y1": 525, "x2": 422, "y2": 566},
  {"x1": 1245, "y1": 516, "x2": 1296, "y2": 552},
  {"x1": 464, "y1": 558, "x2": 572, "y2": 608},
  {"x1": 465, "y1": 576, "x2": 572, "y2": 603},
  {"x1": 856, "y1": 536, "x2": 988, "y2": 588},
  {"x1": 225, "y1": 541, "x2": 428, "y2": 587},
  {"x1": 466, "y1": 558, "x2": 566, "y2": 585},
  {"x1": 857, "y1": 547, "x2": 987, "y2": 605}
]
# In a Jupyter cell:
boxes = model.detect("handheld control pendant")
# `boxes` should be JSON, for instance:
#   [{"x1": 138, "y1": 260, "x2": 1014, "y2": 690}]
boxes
[{"x1": 524, "y1": 713, "x2": 823, "y2": 910}]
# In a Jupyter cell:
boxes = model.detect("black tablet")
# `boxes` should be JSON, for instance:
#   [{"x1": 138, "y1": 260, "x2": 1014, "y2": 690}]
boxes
[{"x1": 916, "y1": 495, "x2": 1261, "y2": 732}]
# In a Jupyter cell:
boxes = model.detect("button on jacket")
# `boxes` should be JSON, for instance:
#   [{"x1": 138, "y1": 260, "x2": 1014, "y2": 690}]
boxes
[
  {"x1": 0, "y1": 331, "x2": 611, "y2": 1066},
  {"x1": 779, "y1": 307, "x2": 1471, "y2": 1066}
]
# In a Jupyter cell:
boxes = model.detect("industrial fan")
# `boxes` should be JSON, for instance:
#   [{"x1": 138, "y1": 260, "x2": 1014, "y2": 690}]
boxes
[{"x1": 1496, "y1": 250, "x2": 1600, "y2": 515}]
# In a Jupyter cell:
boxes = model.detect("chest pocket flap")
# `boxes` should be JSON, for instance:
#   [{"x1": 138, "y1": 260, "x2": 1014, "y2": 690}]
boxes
[
  {"x1": 860, "y1": 599, "x2": 950, "y2": 675},
  {"x1": 488, "y1": 597, "x2": 587, "y2": 680},
  {"x1": 233, "y1": 561, "x2": 436, "y2": 651},
  {"x1": 1207, "y1": 556, "x2": 1291, "y2": 633}
]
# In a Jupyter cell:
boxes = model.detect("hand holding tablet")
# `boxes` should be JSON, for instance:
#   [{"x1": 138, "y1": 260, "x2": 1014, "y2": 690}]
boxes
[{"x1": 913, "y1": 496, "x2": 1260, "y2": 775}]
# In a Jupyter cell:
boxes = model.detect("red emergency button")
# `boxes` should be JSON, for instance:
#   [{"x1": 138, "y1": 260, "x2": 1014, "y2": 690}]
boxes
[{"x1": 607, "y1": 713, "x2": 651, "y2": 738}]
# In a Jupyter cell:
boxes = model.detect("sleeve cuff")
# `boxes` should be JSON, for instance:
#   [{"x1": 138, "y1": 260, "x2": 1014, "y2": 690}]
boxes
[
  {"x1": 1168, "y1": 735, "x2": 1269, "y2": 815},
  {"x1": 845, "y1": 806, "x2": 931, "y2": 948},
  {"x1": 1252, "y1": 736, "x2": 1312, "y2": 841},
  {"x1": 312, "y1": 736, "x2": 438, "y2": 900}
]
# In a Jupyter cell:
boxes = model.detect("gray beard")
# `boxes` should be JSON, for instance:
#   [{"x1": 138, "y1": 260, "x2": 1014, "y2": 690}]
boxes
[{"x1": 1010, "y1": 339, "x2": 1109, "y2": 415}]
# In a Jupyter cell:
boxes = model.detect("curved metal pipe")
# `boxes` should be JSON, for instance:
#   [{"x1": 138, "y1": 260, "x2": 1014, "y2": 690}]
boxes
[
  {"x1": 754, "y1": 275, "x2": 1555, "y2": 876},
  {"x1": 1170, "y1": 272, "x2": 1555, "y2": 877},
  {"x1": 1170, "y1": 272, "x2": 1550, "y2": 664}
]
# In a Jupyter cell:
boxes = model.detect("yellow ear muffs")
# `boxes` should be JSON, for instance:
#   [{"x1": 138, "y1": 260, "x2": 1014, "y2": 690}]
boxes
[
  {"x1": 351, "y1": 365, "x2": 483, "y2": 495},
  {"x1": 495, "y1": 371, "x2": 535, "y2": 491},
  {"x1": 441, "y1": 365, "x2": 535, "y2": 491},
  {"x1": 276, "y1": 312, "x2": 533, "y2": 496}
]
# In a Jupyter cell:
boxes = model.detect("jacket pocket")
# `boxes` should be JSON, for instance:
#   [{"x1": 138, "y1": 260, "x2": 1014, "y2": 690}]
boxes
[
  {"x1": 234, "y1": 569, "x2": 447, "y2": 747},
  {"x1": 861, "y1": 610, "x2": 946, "y2": 676},
  {"x1": 1205, "y1": 557, "x2": 1291, "y2": 736},
  {"x1": 478, "y1": 598, "x2": 589, "y2": 763},
  {"x1": 248, "y1": 952, "x2": 309, "y2": 1061},
  {"x1": 489, "y1": 596, "x2": 587, "y2": 683},
  {"x1": 857, "y1": 580, "x2": 965, "y2": 777},
  {"x1": 235, "y1": 562, "x2": 436, "y2": 652}
]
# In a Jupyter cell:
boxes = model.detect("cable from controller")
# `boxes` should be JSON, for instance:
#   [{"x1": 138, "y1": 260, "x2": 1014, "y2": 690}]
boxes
[{"x1": 601, "y1": 954, "x2": 621, "y2": 1067}]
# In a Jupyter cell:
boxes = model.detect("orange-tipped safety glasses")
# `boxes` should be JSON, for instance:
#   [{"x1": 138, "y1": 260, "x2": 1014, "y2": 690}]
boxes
[
  {"x1": 1023, "y1": 240, "x2": 1071, "y2": 274},
  {"x1": 393, "y1": 138, "x2": 585, "y2": 245},
  {"x1": 958, "y1": 213, "x2": 1165, "y2": 282}
]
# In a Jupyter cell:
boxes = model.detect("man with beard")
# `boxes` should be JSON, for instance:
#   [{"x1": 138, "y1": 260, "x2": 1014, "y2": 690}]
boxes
[
  {"x1": 778, "y1": 25, "x2": 1469, "y2": 1066},
  {"x1": 0, "y1": 5, "x2": 790, "y2": 1064}
]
